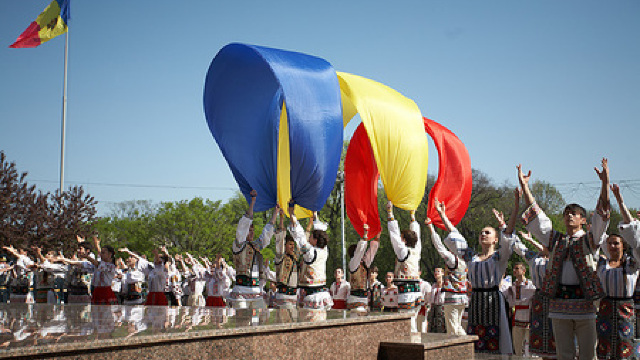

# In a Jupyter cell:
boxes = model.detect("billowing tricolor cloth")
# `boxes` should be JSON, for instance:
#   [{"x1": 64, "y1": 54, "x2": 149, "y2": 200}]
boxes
[
  {"x1": 339, "y1": 72, "x2": 429, "y2": 238},
  {"x1": 9, "y1": 0, "x2": 69, "y2": 48},
  {"x1": 423, "y1": 117, "x2": 472, "y2": 230},
  {"x1": 203, "y1": 43, "x2": 343, "y2": 216}
]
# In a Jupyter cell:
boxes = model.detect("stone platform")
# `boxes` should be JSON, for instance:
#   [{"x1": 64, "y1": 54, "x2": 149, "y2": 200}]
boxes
[
  {"x1": 0, "y1": 303, "x2": 413, "y2": 360},
  {"x1": 378, "y1": 332, "x2": 478, "y2": 360}
]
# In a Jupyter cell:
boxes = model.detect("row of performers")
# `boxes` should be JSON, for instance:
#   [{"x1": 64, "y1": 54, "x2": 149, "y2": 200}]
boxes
[
  {"x1": 424, "y1": 159, "x2": 640, "y2": 360},
  {"x1": 0, "y1": 240, "x2": 237, "y2": 307}
]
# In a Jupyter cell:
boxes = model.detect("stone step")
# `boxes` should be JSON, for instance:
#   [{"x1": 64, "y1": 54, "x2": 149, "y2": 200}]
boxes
[{"x1": 378, "y1": 333, "x2": 478, "y2": 360}]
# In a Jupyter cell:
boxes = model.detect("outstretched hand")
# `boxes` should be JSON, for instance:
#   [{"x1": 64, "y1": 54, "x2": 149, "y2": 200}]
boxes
[
  {"x1": 492, "y1": 208, "x2": 505, "y2": 227},
  {"x1": 594, "y1": 158, "x2": 609, "y2": 183},
  {"x1": 517, "y1": 164, "x2": 531, "y2": 188},
  {"x1": 610, "y1": 183, "x2": 621, "y2": 199},
  {"x1": 434, "y1": 198, "x2": 446, "y2": 214}
]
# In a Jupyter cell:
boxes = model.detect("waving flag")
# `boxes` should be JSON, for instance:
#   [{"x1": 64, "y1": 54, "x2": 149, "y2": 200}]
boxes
[{"x1": 10, "y1": 0, "x2": 70, "y2": 48}]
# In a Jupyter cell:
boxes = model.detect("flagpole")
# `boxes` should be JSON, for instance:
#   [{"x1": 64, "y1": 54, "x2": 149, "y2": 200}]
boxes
[{"x1": 59, "y1": 29, "x2": 68, "y2": 192}]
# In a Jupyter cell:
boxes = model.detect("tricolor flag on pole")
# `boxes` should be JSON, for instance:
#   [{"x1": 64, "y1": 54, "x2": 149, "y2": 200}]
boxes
[{"x1": 9, "y1": 0, "x2": 70, "y2": 48}]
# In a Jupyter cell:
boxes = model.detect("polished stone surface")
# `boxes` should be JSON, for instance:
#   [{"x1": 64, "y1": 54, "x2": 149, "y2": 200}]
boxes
[
  {"x1": 378, "y1": 333, "x2": 478, "y2": 360},
  {"x1": 0, "y1": 304, "x2": 412, "y2": 359}
]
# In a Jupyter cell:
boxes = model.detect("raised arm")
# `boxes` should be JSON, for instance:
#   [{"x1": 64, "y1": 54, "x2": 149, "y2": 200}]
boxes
[
  {"x1": 434, "y1": 198, "x2": 457, "y2": 233},
  {"x1": 426, "y1": 217, "x2": 457, "y2": 268},
  {"x1": 235, "y1": 191, "x2": 257, "y2": 246},
  {"x1": 612, "y1": 183, "x2": 640, "y2": 250},
  {"x1": 246, "y1": 189, "x2": 257, "y2": 219},
  {"x1": 518, "y1": 165, "x2": 552, "y2": 247},
  {"x1": 595, "y1": 158, "x2": 611, "y2": 213},
  {"x1": 590, "y1": 158, "x2": 611, "y2": 249},
  {"x1": 612, "y1": 184, "x2": 633, "y2": 225},
  {"x1": 387, "y1": 201, "x2": 408, "y2": 260},
  {"x1": 517, "y1": 165, "x2": 535, "y2": 208},
  {"x1": 288, "y1": 200, "x2": 314, "y2": 261},
  {"x1": 119, "y1": 247, "x2": 142, "y2": 260},
  {"x1": 349, "y1": 225, "x2": 370, "y2": 272},
  {"x1": 252, "y1": 204, "x2": 279, "y2": 251},
  {"x1": 363, "y1": 233, "x2": 380, "y2": 268},
  {"x1": 505, "y1": 188, "x2": 521, "y2": 235}
]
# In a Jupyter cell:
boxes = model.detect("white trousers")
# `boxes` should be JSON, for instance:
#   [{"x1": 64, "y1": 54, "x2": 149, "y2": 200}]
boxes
[
  {"x1": 551, "y1": 318, "x2": 596, "y2": 360},
  {"x1": 512, "y1": 325, "x2": 530, "y2": 356},
  {"x1": 443, "y1": 303, "x2": 467, "y2": 335}
]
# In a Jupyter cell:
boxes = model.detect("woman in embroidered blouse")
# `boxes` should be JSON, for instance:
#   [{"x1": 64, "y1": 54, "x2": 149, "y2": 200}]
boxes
[
  {"x1": 595, "y1": 184, "x2": 640, "y2": 360},
  {"x1": 2, "y1": 245, "x2": 35, "y2": 304},
  {"x1": 381, "y1": 271, "x2": 398, "y2": 312},
  {"x1": 81, "y1": 235, "x2": 118, "y2": 305},
  {"x1": 426, "y1": 267, "x2": 447, "y2": 334},
  {"x1": 434, "y1": 189, "x2": 519, "y2": 354},
  {"x1": 428, "y1": 207, "x2": 469, "y2": 336}
]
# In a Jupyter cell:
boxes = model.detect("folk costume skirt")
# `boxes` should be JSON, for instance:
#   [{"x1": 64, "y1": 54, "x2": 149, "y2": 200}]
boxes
[
  {"x1": 529, "y1": 289, "x2": 557, "y2": 358},
  {"x1": 467, "y1": 287, "x2": 513, "y2": 354},
  {"x1": 597, "y1": 297, "x2": 638, "y2": 360}
]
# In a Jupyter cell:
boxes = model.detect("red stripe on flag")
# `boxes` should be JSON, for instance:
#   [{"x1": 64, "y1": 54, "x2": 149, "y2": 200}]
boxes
[{"x1": 9, "y1": 22, "x2": 43, "y2": 48}]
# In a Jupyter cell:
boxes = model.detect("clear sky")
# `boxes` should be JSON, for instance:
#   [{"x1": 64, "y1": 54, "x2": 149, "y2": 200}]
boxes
[{"x1": 1, "y1": 1, "x2": 639, "y2": 216}]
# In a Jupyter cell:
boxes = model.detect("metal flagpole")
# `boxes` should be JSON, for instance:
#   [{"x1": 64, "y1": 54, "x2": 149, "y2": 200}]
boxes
[
  {"x1": 59, "y1": 29, "x2": 69, "y2": 192},
  {"x1": 340, "y1": 171, "x2": 346, "y2": 272}
]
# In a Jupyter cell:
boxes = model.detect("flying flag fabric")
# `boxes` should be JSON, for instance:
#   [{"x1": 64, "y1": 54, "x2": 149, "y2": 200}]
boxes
[{"x1": 9, "y1": 0, "x2": 70, "y2": 48}]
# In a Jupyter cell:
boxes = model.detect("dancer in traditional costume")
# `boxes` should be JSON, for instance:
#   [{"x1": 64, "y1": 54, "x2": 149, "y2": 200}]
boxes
[
  {"x1": 273, "y1": 209, "x2": 300, "y2": 309},
  {"x1": 381, "y1": 272, "x2": 398, "y2": 312},
  {"x1": 435, "y1": 188, "x2": 519, "y2": 353},
  {"x1": 80, "y1": 236, "x2": 118, "y2": 305},
  {"x1": 0, "y1": 256, "x2": 12, "y2": 303},
  {"x1": 427, "y1": 209, "x2": 469, "y2": 336},
  {"x1": 288, "y1": 202, "x2": 333, "y2": 310},
  {"x1": 417, "y1": 277, "x2": 432, "y2": 332},
  {"x1": 504, "y1": 262, "x2": 537, "y2": 356},
  {"x1": 518, "y1": 160, "x2": 610, "y2": 360},
  {"x1": 184, "y1": 253, "x2": 207, "y2": 307},
  {"x1": 205, "y1": 255, "x2": 234, "y2": 307},
  {"x1": 512, "y1": 231, "x2": 556, "y2": 358},
  {"x1": 229, "y1": 191, "x2": 277, "y2": 309},
  {"x1": 595, "y1": 183, "x2": 640, "y2": 360},
  {"x1": 329, "y1": 268, "x2": 350, "y2": 310},
  {"x1": 426, "y1": 267, "x2": 447, "y2": 333},
  {"x1": 61, "y1": 244, "x2": 94, "y2": 304},
  {"x1": 145, "y1": 249, "x2": 170, "y2": 306},
  {"x1": 369, "y1": 266, "x2": 384, "y2": 311},
  {"x1": 118, "y1": 247, "x2": 152, "y2": 305},
  {"x1": 386, "y1": 202, "x2": 423, "y2": 332},
  {"x1": 34, "y1": 247, "x2": 68, "y2": 304},
  {"x1": 347, "y1": 225, "x2": 380, "y2": 311},
  {"x1": 2, "y1": 246, "x2": 34, "y2": 304}
]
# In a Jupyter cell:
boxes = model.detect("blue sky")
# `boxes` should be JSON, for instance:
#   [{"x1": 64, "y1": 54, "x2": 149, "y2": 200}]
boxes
[{"x1": 1, "y1": 1, "x2": 639, "y2": 216}]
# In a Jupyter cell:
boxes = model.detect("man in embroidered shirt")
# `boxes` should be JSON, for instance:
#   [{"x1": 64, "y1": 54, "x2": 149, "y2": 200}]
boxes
[{"x1": 517, "y1": 159, "x2": 610, "y2": 360}]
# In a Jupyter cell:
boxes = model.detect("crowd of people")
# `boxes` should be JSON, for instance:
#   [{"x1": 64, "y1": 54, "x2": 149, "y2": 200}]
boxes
[{"x1": 1, "y1": 159, "x2": 639, "y2": 360}]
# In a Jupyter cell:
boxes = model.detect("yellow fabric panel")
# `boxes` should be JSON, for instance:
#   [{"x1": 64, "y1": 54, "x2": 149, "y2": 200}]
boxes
[
  {"x1": 36, "y1": 1, "x2": 67, "y2": 44},
  {"x1": 276, "y1": 103, "x2": 312, "y2": 218},
  {"x1": 340, "y1": 86, "x2": 358, "y2": 127},
  {"x1": 337, "y1": 71, "x2": 428, "y2": 210}
]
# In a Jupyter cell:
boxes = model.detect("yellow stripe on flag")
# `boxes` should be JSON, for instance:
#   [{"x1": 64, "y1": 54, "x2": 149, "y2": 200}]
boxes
[
  {"x1": 36, "y1": 0, "x2": 67, "y2": 45},
  {"x1": 337, "y1": 71, "x2": 428, "y2": 211},
  {"x1": 277, "y1": 103, "x2": 312, "y2": 218}
]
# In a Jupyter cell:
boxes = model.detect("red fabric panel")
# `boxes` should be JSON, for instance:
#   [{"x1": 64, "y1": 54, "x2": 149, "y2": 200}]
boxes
[
  {"x1": 9, "y1": 22, "x2": 42, "y2": 48},
  {"x1": 345, "y1": 123, "x2": 381, "y2": 238},
  {"x1": 424, "y1": 117, "x2": 472, "y2": 230}
]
